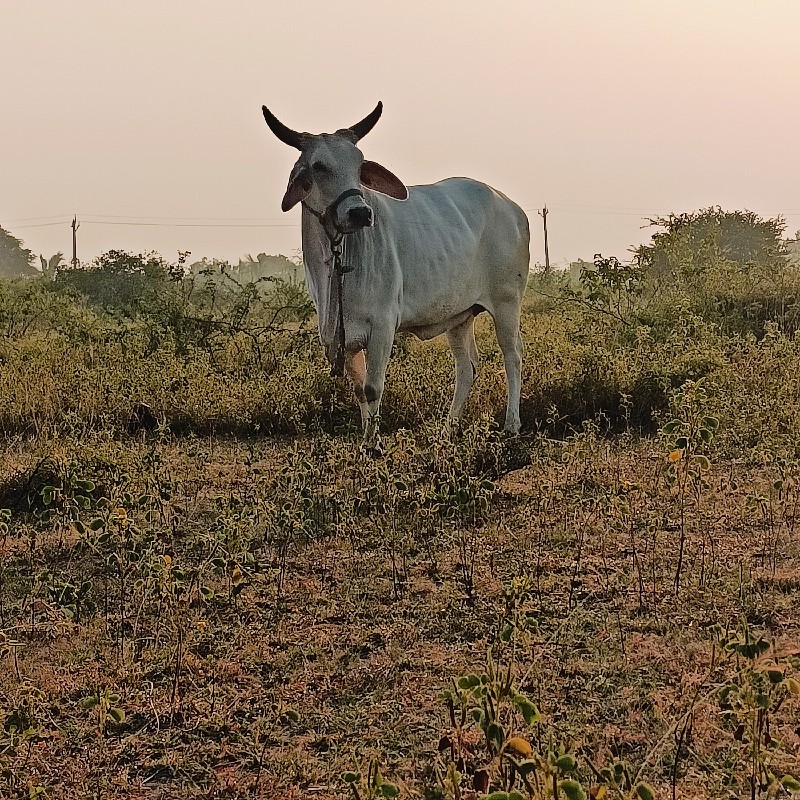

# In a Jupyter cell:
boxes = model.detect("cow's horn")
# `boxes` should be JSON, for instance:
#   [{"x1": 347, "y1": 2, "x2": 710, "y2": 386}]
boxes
[
  {"x1": 348, "y1": 102, "x2": 383, "y2": 142},
  {"x1": 262, "y1": 106, "x2": 306, "y2": 150}
]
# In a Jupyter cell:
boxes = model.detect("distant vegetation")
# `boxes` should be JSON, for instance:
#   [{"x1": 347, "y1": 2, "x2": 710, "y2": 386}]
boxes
[
  {"x1": 0, "y1": 226, "x2": 37, "y2": 278},
  {"x1": 1, "y1": 209, "x2": 800, "y2": 799}
]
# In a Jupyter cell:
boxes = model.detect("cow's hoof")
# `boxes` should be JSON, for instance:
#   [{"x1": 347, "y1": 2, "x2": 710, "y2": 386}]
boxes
[
  {"x1": 445, "y1": 417, "x2": 462, "y2": 437},
  {"x1": 361, "y1": 439, "x2": 385, "y2": 458}
]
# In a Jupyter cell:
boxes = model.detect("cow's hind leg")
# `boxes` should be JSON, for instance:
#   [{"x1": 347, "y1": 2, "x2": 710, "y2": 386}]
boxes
[
  {"x1": 446, "y1": 315, "x2": 479, "y2": 425},
  {"x1": 492, "y1": 305, "x2": 523, "y2": 434}
]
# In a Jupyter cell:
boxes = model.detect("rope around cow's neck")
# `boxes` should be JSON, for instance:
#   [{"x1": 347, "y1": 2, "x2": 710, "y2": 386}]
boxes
[
  {"x1": 331, "y1": 236, "x2": 349, "y2": 378},
  {"x1": 302, "y1": 190, "x2": 362, "y2": 378}
]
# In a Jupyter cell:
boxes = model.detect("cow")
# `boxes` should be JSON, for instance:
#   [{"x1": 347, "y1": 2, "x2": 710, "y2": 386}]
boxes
[{"x1": 261, "y1": 102, "x2": 530, "y2": 452}]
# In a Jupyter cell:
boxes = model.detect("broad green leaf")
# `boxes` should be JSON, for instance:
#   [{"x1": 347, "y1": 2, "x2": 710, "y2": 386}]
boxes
[
  {"x1": 766, "y1": 667, "x2": 785, "y2": 685},
  {"x1": 559, "y1": 779, "x2": 586, "y2": 800},
  {"x1": 515, "y1": 758, "x2": 538, "y2": 777},
  {"x1": 634, "y1": 784, "x2": 656, "y2": 800},
  {"x1": 457, "y1": 674, "x2": 481, "y2": 691},
  {"x1": 781, "y1": 775, "x2": 800, "y2": 792},
  {"x1": 755, "y1": 692, "x2": 771, "y2": 709},
  {"x1": 693, "y1": 455, "x2": 711, "y2": 471},
  {"x1": 555, "y1": 754, "x2": 578, "y2": 774},
  {"x1": 486, "y1": 722, "x2": 505, "y2": 752},
  {"x1": 513, "y1": 695, "x2": 540, "y2": 726}
]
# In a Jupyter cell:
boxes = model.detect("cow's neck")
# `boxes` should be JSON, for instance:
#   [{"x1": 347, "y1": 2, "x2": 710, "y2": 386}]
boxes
[
  {"x1": 300, "y1": 208, "x2": 364, "y2": 362},
  {"x1": 300, "y1": 207, "x2": 365, "y2": 284},
  {"x1": 301, "y1": 207, "x2": 336, "y2": 286}
]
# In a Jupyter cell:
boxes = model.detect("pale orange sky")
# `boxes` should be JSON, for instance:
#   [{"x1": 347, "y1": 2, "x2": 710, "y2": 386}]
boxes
[{"x1": 3, "y1": 1, "x2": 800, "y2": 269}]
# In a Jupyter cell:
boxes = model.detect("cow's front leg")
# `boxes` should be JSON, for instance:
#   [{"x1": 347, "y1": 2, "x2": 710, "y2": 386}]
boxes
[
  {"x1": 344, "y1": 350, "x2": 370, "y2": 431},
  {"x1": 361, "y1": 331, "x2": 394, "y2": 455}
]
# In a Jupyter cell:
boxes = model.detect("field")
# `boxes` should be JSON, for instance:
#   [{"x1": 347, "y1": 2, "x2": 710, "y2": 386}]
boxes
[{"x1": 2, "y1": 222, "x2": 800, "y2": 799}]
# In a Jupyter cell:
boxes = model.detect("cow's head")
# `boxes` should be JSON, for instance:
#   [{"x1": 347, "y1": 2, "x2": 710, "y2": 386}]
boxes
[{"x1": 262, "y1": 102, "x2": 408, "y2": 235}]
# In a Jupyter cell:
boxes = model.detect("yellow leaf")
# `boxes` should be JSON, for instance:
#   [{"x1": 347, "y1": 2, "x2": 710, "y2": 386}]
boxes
[
  {"x1": 163, "y1": 554, "x2": 172, "y2": 565},
  {"x1": 505, "y1": 736, "x2": 533, "y2": 758},
  {"x1": 668, "y1": 449, "x2": 683, "y2": 463},
  {"x1": 785, "y1": 677, "x2": 800, "y2": 696}
]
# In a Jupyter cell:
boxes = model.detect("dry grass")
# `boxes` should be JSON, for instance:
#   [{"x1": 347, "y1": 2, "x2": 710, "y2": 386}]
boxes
[
  {"x1": 2, "y1": 273, "x2": 800, "y2": 798},
  {"x1": 2, "y1": 418, "x2": 799, "y2": 799}
]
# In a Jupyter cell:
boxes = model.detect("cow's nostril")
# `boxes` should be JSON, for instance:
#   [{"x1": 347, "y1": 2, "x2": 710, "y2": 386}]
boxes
[{"x1": 349, "y1": 206, "x2": 373, "y2": 226}]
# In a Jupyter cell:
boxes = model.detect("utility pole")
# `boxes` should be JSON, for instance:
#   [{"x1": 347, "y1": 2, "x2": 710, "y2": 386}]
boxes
[
  {"x1": 538, "y1": 205, "x2": 550, "y2": 274},
  {"x1": 71, "y1": 215, "x2": 80, "y2": 267}
]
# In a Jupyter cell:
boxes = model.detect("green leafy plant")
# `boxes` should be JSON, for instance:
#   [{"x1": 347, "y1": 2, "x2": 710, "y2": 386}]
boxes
[
  {"x1": 716, "y1": 622, "x2": 800, "y2": 799},
  {"x1": 560, "y1": 254, "x2": 647, "y2": 328},
  {"x1": 660, "y1": 379, "x2": 719, "y2": 593},
  {"x1": 344, "y1": 759, "x2": 401, "y2": 800},
  {"x1": 81, "y1": 688, "x2": 125, "y2": 735}
]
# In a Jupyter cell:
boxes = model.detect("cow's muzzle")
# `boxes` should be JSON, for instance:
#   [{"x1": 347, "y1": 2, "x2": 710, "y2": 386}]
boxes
[
  {"x1": 304, "y1": 187, "x2": 373, "y2": 239},
  {"x1": 328, "y1": 189, "x2": 373, "y2": 233},
  {"x1": 347, "y1": 205, "x2": 373, "y2": 228}
]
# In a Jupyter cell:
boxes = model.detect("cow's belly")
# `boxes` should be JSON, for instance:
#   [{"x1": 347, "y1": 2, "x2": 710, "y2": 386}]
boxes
[
  {"x1": 400, "y1": 308, "x2": 478, "y2": 341},
  {"x1": 398, "y1": 280, "x2": 487, "y2": 328}
]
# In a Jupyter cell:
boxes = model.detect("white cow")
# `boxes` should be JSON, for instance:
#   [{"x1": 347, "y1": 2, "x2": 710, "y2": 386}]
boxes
[{"x1": 262, "y1": 102, "x2": 530, "y2": 452}]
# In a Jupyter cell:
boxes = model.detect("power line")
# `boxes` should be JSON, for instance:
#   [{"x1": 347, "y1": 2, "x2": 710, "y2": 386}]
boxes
[
  {"x1": 11, "y1": 220, "x2": 72, "y2": 229},
  {"x1": 79, "y1": 212, "x2": 291, "y2": 222},
  {"x1": 8, "y1": 204, "x2": 800, "y2": 232},
  {"x1": 4, "y1": 215, "x2": 71, "y2": 223},
  {"x1": 80, "y1": 219, "x2": 301, "y2": 228}
]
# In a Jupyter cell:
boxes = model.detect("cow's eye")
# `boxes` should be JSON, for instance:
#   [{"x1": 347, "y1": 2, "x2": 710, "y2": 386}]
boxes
[{"x1": 312, "y1": 161, "x2": 328, "y2": 174}]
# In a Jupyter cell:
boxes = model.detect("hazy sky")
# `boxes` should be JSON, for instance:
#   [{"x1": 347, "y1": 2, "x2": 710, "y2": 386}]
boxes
[{"x1": 4, "y1": 1, "x2": 800, "y2": 269}]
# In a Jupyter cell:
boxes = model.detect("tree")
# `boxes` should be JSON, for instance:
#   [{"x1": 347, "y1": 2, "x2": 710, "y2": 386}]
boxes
[
  {"x1": 635, "y1": 207, "x2": 787, "y2": 278},
  {"x1": 0, "y1": 226, "x2": 37, "y2": 278},
  {"x1": 39, "y1": 252, "x2": 65, "y2": 280},
  {"x1": 634, "y1": 208, "x2": 799, "y2": 337},
  {"x1": 55, "y1": 250, "x2": 176, "y2": 317}
]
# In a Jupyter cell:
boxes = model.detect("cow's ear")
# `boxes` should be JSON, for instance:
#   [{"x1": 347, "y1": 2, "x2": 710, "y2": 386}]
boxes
[
  {"x1": 360, "y1": 161, "x2": 408, "y2": 200},
  {"x1": 281, "y1": 165, "x2": 312, "y2": 211}
]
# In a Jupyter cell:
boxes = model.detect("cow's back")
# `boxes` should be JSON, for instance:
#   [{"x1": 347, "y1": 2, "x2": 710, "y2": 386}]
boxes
[{"x1": 354, "y1": 177, "x2": 529, "y2": 331}]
